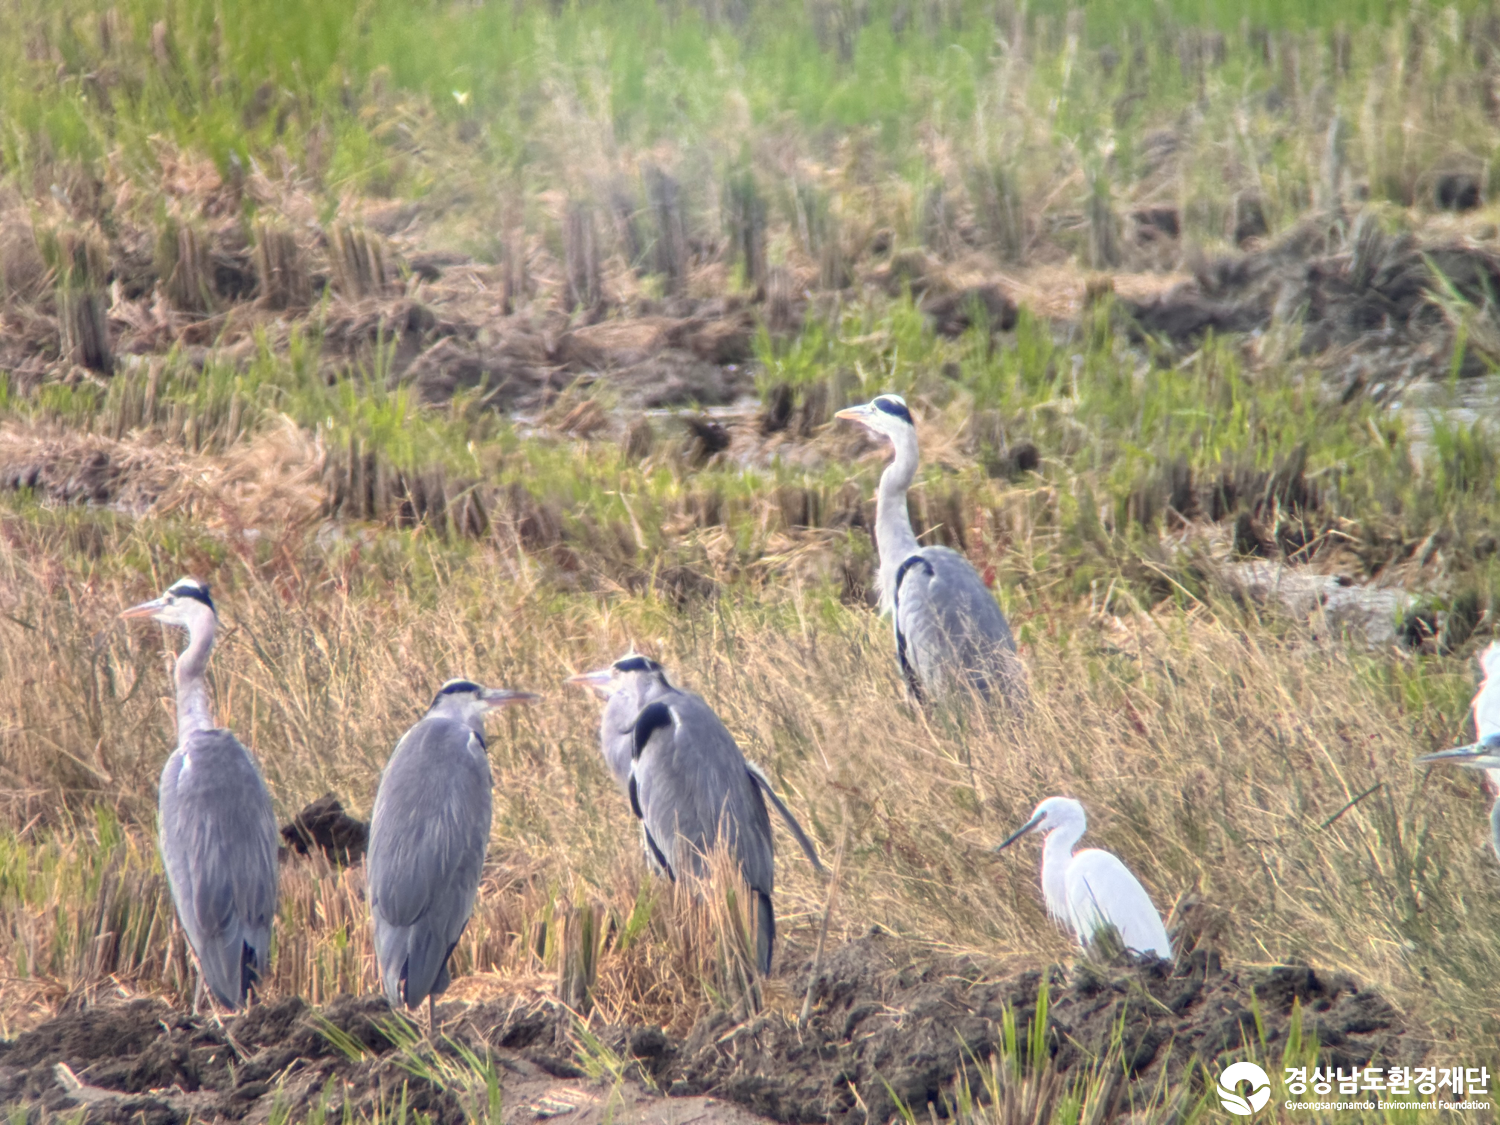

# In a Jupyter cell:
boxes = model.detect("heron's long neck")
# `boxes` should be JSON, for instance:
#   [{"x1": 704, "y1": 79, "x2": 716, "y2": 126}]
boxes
[
  {"x1": 875, "y1": 428, "x2": 922, "y2": 614},
  {"x1": 174, "y1": 616, "x2": 215, "y2": 743},
  {"x1": 1039, "y1": 826, "x2": 1082, "y2": 926}
]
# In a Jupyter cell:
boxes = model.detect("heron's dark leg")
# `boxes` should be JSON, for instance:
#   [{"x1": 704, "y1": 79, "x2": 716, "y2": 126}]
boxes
[{"x1": 427, "y1": 993, "x2": 436, "y2": 1038}]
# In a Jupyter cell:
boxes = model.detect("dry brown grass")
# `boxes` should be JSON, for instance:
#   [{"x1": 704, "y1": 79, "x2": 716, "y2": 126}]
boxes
[{"x1": 0, "y1": 499, "x2": 1496, "y2": 1061}]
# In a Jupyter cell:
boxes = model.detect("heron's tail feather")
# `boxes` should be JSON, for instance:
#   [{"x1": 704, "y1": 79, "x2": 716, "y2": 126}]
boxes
[
  {"x1": 755, "y1": 890, "x2": 775, "y2": 977},
  {"x1": 240, "y1": 940, "x2": 261, "y2": 1005},
  {"x1": 193, "y1": 932, "x2": 250, "y2": 1009},
  {"x1": 745, "y1": 764, "x2": 825, "y2": 875}
]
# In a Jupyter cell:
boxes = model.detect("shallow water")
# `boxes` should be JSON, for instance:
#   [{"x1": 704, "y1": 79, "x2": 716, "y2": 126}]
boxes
[{"x1": 1389, "y1": 374, "x2": 1500, "y2": 461}]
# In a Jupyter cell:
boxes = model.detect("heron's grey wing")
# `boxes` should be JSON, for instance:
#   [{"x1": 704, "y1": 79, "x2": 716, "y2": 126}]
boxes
[
  {"x1": 158, "y1": 729, "x2": 279, "y2": 1008},
  {"x1": 744, "y1": 763, "x2": 824, "y2": 874},
  {"x1": 895, "y1": 546, "x2": 1026, "y2": 704},
  {"x1": 632, "y1": 695, "x2": 775, "y2": 895},
  {"x1": 367, "y1": 718, "x2": 493, "y2": 1007},
  {"x1": 633, "y1": 694, "x2": 777, "y2": 973}
]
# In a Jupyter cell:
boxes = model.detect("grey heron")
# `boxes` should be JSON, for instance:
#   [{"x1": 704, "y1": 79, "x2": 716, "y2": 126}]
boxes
[
  {"x1": 367, "y1": 679, "x2": 538, "y2": 1025},
  {"x1": 835, "y1": 394, "x2": 1027, "y2": 707},
  {"x1": 995, "y1": 796, "x2": 1172, "y2": 961},
  {"x1": 572, "y1": 654, "x2": 824, "y2": 974},
  {"x1": 122, "y1": 578, "x2": 278, "y2": 1011}
]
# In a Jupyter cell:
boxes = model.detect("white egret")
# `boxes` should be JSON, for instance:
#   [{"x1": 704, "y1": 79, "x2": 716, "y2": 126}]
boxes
[
  {"x1": 1414, "y1": 643, "x2": 1500, "y2": 861},
  {"x1": 1470, "y1": 642, "x2": 1500, "y2": 794},
  {"x1": 1416, "y1": 742, "x2": 1500, "y2": 862},
  {"x1": 995, "y1": 796, "x2": 1172, "y2": 961}
]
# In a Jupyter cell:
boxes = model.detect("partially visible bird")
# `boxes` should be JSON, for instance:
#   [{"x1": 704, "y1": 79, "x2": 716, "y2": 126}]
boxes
[
  {"x1": 1469, "y1": 642, "x2": 1500, "y2": 794},
  {"x1": 567, "y1": 653, "x2": 675, "y2": 792},
  {"x1": 835, "y1": 394, "x2": 1027, "y2": 707},
  {"x1": 367, "y1": 679, "x2": 538, "y2": 1025},
  {"x1": 582, "y1": 656, "x2": 823, "y2": 975},
  {"x1": 1415, "y1": 644, "x2": 1500, "y2": 863},
  {"x1": 1416, "y1": 734, "x2": 1500, "y2": 863},
  {"x1": 123, "y1": 578, "x2": 278, "y2": 1011},
  {"x1": 995, "y1": 796, "x2": 1172, "y2": 961}
]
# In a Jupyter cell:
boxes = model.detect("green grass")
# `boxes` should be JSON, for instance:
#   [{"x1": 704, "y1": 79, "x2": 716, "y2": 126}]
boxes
[
  {"x1": 5, "y1": 0, "x2": 1499, "y2": 236},
  {"x1": 6, "y1": 0, "x2": 1500, "y2": 1117}
]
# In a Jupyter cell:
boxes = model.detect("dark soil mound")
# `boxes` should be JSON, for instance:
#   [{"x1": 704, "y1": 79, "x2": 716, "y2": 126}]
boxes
[
  {"x1": 1119, "y1": 208, "x2": 1500, "y2": 389},
  {"x1": 639, "y1": 934, "x2": 1420, "y2": 1123},
  {"x1": 0, "y1": 937, "x2": 1422, "y2": 1124},
  {"x1": 280, "y1": 793, "x2": 369, "y2": 866}
]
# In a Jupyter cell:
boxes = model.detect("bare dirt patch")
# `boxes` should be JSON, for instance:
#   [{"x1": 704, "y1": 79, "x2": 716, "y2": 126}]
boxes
[
  {"x1": 0, "y1": 934, "x2": 1422, "y2": 1124},
  {"x1": 1117, "y1": 208, "x2": 1500, "y2": 392}
]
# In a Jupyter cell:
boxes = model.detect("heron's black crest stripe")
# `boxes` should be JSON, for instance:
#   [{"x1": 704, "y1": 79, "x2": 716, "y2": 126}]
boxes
[
  {"x1": 873, "y1": 396, "x2": 914, "y2": 425},
  {"x1": 170, "y1": 581, "x2": 216, "y2": 614},
  {"x1": 633, "y1": 701, "x2": 674, "y2": 759},
  {"x1": 437, "y1": 679, "x2": 483, "y2": 696},
  {"x1": 893, "y1": 554, "x2": 934, "y2": 705},
  {"x1": 612, "y1": 655, "x2": 662, "y2": 674}
]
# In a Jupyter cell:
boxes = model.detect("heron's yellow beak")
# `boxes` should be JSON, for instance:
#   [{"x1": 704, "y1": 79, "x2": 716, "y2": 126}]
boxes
[
  {"x1": 567, "y1": 669, "x2": 614, "y2": 691},
  {"x1": 480, "y1": 688, "x2": 540, "y2": 709},
  {"x1": 120, "y1": 596, "x2": 169, "y2": 620}
]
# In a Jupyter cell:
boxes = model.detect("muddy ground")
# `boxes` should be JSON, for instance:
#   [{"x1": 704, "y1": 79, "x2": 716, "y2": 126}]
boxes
[{"x1": 0, "y1": 933, "x2": 1423, "y2": 1124}]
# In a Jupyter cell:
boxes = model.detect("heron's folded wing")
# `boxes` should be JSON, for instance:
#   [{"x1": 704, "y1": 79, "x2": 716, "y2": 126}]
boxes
[
  {"x1": 632, "y1": 694, "x2": 775, "y2": 894},
  {"x1": 368, "y1": 721, "x2": 493, "y2": 929},
  {"x1": 897, "y1": 547, "x2": 1023, "y2": 699},
  {"x1": 159, "y1": 729, "x2": 278, "y2": 1000}
]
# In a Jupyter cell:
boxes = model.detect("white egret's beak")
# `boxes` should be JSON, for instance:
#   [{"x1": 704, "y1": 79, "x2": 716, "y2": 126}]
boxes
[
  {"x1": 120, "y1": 595, "x2": 170, "y2": 621},
  {"x1": 479, "y1": 688, "x2": 539, "y2": 709},
  {"x1": 994, "y1": 812, "x2": 1045, "y2": 853}
]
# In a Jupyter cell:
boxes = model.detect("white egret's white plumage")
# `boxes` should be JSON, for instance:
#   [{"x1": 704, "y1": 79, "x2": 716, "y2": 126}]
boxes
[
  {"x1": 996, "y1": 796, "x2": 1172, "y2": 960},
  {"x1": 834, "y1": 394, "x2": 1026, "y2": 706},
  {"x1": 367, "y1": 679, "x2": 538, "y2": 1026},
  {"x1": 122, "y1": 578, "x2": 279, "y2": 1011}
]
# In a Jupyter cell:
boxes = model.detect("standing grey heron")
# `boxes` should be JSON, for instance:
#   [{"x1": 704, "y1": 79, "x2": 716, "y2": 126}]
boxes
[
  {"x1": 367, "y1": 679, "x2": 538, "y2": 1025},
  {"x1": 123, "y1": 578, "x2": 278, "y2": 1011},
  {"x1": 995, "y1": 796, "x2": 1172, "y2": 960},
  {"x1": 1416, "y1": 643, "x2": 1500, "y2": 861},
  {"x1": 572, "y1": 654, "x2": 823, "y2": 974},
  {"x1": 835, "y1": 394, "x2": 1027, "y2": 707}
]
